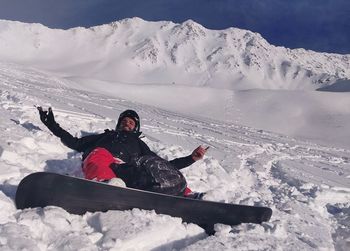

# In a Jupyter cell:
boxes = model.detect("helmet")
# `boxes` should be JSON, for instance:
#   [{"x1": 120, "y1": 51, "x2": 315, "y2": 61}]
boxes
[{"x1": 116, "y1": 109, "x2": 140, "y2": 132}]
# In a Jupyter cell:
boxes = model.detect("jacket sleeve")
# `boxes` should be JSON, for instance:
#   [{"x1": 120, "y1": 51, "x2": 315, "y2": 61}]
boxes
[
  {"x1": 169, "y1": 155, "x2": 195, "y2": 170},
  {"x1": 46, "y1": 122, "x2": 102, "y2": 152},
  {"x1": 139, "y1": 139, "x2": 158, "y2": 156},
  {"x1": 139, "y1": 138, "x2": 195, "y2": 169}
]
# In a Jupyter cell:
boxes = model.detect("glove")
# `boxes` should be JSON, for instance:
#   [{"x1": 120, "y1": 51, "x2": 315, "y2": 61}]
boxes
[
  {"x1": 37, "y1": 106, "x2": 62, "y2": 136},
  {"x1": 37, "y1": 106, "x2": 56, "y2": 127}
]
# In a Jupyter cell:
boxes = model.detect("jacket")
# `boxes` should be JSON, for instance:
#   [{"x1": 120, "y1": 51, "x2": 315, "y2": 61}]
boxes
[{"x1": 48, "y1": 123, "x2": 195, "y2": 170}]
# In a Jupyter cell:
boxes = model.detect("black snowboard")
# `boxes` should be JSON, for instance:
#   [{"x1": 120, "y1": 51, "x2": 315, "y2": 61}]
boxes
[{"x1": 15, "y1": 172, "x2": 272, "y2": 234}]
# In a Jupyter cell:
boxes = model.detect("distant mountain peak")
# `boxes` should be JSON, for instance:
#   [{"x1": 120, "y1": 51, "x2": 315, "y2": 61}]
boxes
[
  {"x1": 0, "y1": 18, "x2": 349, "y2": 90},
  {"x1": 171, "y1": 19, "x2": 207, "y2": 39}
]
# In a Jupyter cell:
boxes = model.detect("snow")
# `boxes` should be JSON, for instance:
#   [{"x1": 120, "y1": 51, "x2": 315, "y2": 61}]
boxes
[{"x1": 0, "y1": 19, "x2": 350, "y2": 250}]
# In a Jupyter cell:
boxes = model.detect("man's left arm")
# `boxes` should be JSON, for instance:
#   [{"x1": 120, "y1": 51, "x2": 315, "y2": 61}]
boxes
[
  {"x1": 139, "y1": 139, "x2": 158, "y2": 156},
  {"x1": 170, "y1": 146, "x2": 208, "y2": 170}
]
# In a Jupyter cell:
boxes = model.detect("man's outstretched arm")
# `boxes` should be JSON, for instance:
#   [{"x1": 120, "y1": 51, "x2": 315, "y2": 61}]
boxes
[
  {"x1": 170, "y1": 146, "x2": 208, "y2": 170},
  {"x1": 37, "y1": 107, "x2": 100, "y2": 152}
]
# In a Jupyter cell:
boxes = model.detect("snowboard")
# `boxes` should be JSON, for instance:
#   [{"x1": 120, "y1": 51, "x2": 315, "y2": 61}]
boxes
[{"x1": 15, "y1": 172, "x2": 272, "y2": 234}]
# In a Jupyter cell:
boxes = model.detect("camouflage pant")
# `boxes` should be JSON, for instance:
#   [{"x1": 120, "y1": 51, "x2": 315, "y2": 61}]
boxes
[{"x1": 113, "y1": 155, "x2": 187, "y2": 196}]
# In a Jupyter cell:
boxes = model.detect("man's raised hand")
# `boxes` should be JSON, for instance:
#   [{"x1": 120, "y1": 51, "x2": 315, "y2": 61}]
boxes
[
  {"x1": 37, "y1": 107, "x2": 56, "y2": 127},
  {"x1": 191, "y1": 145, "x2": 209, "y2": 161}
]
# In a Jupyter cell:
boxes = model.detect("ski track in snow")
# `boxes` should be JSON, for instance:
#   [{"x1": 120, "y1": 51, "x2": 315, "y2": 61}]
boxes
[{"x1": 0, "y1": 63, "x2": 350, "y2": 250}]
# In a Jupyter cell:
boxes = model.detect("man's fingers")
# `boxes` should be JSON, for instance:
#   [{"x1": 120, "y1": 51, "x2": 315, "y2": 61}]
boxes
[
  {"x1": 195, "y1": 147, "x2": 207, "y2": 156},
  {"x1": 37, "y1": 107, "x2": 53, "y2": 118},
  {"x1": 37, "y1": 106, "x2": 47, "y2": 115},
  {"x1": 198, "y1": 146, "x2": 209, "y2": 153},
  {"x1": 37, "y1": 106, "x2": 50, "y2": 124},
  {"x1": 192, "y1": 145, "x2": 209, "y2": 161}
]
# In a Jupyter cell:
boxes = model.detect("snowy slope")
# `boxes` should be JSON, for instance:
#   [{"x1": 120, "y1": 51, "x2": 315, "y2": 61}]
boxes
[
  {"x1": 1, "y1": 62, "x2": 350, "y2": 250},
  {"x1": 0, "y1": 18, "x2": 350, "y2": 250}
]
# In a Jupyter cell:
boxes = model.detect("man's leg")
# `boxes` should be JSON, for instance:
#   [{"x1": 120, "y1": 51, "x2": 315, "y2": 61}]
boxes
[
  {"x1": 82, "y1": 147, "x2": 119, "y2": 181},
  {"x1": 128, "y1": 155, "x2": 187, "y2": 196}
]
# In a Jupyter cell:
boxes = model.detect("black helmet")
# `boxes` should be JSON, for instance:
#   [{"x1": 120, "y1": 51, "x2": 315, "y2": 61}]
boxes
[{"x1": 116, "y1": 109, "x2": 140, "y2": 132}]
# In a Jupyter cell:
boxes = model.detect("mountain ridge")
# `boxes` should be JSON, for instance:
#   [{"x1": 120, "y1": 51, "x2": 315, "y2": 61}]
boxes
[{"x1": 0, "y1": 18, "x2": 349, "y2": 90}]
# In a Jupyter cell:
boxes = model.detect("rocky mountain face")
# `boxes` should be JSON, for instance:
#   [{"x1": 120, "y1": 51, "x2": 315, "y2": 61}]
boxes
[{"x1": 0, "y1": 18, "x2": 349, "y2": 90}]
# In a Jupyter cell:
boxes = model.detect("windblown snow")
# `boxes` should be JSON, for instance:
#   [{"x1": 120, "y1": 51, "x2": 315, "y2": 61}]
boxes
[{"x1": 0, "y1": 18, "x2": 350, "y2": 250}]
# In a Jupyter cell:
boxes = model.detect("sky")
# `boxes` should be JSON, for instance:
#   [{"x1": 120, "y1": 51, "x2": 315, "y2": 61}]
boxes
[{"x1": 0, "y1": 0, "x2": 349, "y2": 54}]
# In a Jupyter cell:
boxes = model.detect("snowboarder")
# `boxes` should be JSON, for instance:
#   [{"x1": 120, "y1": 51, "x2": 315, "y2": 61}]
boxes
[{"x1": 37, "y1": 107, "x2": 208, "y2": 197}]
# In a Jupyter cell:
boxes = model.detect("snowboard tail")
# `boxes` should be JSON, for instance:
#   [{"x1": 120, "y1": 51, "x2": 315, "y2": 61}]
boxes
[{"x1": 16, "y1": 172, "x2": 272, "y2": 234}]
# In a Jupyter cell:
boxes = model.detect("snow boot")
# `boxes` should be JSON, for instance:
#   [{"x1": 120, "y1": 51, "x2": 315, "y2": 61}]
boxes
[
  {"x1": 183, "y1": 187, "x2": 205, "y2": 200},
  {"x1": 106, "y1": 177, "x2": 126, "y2": 187}
]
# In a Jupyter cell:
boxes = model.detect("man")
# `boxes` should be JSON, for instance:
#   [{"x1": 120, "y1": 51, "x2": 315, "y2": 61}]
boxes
[{"x1": 37, "y1": 107, "x2": 207, "y2": 197}]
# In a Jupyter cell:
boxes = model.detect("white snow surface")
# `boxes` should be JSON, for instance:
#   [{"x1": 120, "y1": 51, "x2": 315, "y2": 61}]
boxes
[{"x1": 0, "y1": 19, "x2": 350, "y2": 250}]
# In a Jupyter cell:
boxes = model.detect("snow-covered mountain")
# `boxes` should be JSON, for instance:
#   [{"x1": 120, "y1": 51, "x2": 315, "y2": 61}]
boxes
[
  {"x1": 0, "y1": 18, "x2": 349, "y2": 90},
  {"x1": 1, "y1": 18, "x2": 350, "y2": 150}
]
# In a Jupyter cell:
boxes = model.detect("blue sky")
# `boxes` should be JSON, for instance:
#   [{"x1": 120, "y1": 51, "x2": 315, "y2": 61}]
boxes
[{"x1": 0, "y1": 0, "x2": 349, "y2": 54}]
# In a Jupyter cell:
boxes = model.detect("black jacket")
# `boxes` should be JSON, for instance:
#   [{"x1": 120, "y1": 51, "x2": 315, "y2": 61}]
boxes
[{"x1": 48, "y1": 123, "x2": 195, "y2": 170}]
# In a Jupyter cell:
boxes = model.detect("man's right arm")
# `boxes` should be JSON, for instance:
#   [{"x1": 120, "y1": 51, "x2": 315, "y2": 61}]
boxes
[
  {"x1": 55, "y1": 127, "x2": 102, "y2": 152},
  {"x1": 37, "y1": 107, "x2": 100, "y2": 152}
]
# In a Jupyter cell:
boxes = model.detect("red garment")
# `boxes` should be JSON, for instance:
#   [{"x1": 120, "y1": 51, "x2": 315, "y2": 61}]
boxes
[
  {"x1": 82, "y1": 147, "x2": 123, "y2": 181},
  {"x1": 183, "y1": 187, "x2": 193, "y2": 196}
]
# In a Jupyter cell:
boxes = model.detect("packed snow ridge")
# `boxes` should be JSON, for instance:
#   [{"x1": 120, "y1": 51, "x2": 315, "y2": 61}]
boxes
[{"x1": 0, "y1": 18, "x2": 349, "y2": 90}]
